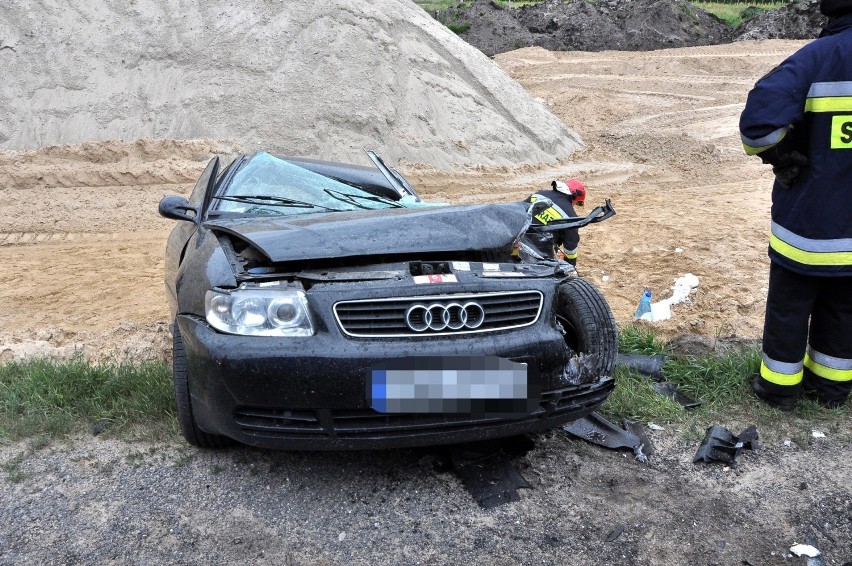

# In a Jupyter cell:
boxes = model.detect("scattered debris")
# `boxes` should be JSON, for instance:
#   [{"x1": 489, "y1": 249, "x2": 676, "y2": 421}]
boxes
[
  {"x1": 615, "y1": 353, "x2": 667, "y2": 379},
  {"x1": 623, "y1": 419, "x2": 656, "y2": 459},
  {"x1": 693, "y1": 425, "x2": 759, "y2": 467},
  {"x1": 803, "y1": 534, "x2": 827, "y2": 566},
  {"x1": 614, "y1": 353, "x2": 702, "y2": 408},
  {"x1": 811, "y1": 430, "x2": 826, "y2": 439},
  {"x1": 648, "y1": 423, "x2": 665, "y2": 431},
  {"x1": 790, "y1": 544, "x2": 821, "y2": 558},
  {"x1": 91, "y1": 418, "x2": 112, "y2": 436},
  {"x1": 634, "y1": 288, "x2": 653, "y2": 320},
  {"x1": 605, "y1": 524, "x2": 625, "y2": 542},
  {"x1": 651, "y1": 382, "x2": 702, "y2": 409},
  {"x1": 440, "y1": 436, "x2": 534, "y2": 509},
  {"x1": 643, "y1": 273, "x2": 700, "y2": 322},
  {"x1": 564, "y1": 412, "x2": 654, "y2": 463}
]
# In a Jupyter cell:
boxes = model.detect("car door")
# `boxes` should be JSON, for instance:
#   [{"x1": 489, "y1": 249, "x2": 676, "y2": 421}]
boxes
[{"x1": 164, "y1": 157, "x2": 220, "y2": 314}]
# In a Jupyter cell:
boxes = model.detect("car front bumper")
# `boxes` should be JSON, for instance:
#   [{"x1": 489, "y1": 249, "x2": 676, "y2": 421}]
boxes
[{"x1": 177, "y1": 312, "x2": 614, "y2": 450}]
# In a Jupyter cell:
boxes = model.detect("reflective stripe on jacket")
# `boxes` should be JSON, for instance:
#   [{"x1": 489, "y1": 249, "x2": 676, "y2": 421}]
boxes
[
  {"x1": 524, "y1": 189, "x2": 580, "y2": 253},
  {"x1": 739, "y1": 14, "x2": 852, "y2": 276}
]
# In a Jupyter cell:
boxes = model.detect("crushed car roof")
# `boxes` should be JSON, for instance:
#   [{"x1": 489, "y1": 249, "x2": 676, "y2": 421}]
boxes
[{"x1": 205, "y1": 202, "x2": 530, "y2": 263}]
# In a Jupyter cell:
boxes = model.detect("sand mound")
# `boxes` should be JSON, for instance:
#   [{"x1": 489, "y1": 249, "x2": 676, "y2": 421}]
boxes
[{"x1": 0, "y1": 0, "x2": 579, "y2": 170}]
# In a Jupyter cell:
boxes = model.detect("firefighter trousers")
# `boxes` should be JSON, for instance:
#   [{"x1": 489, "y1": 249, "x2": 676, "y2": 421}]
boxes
[{"x1": 758, "y1": 262, "x2": 852, "y2": 405}]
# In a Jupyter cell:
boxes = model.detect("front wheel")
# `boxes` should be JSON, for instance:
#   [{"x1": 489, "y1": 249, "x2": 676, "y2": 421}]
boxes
[
  {"x1": 555, "y1": 277, "x2": 618, "y2": 378},
  {"x1": 172, "y1": 324, "x2": 231, "y2": 448}
]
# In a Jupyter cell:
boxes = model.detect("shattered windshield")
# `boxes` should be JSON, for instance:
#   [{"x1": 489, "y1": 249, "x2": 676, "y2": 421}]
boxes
[{"x1": 213, "y1": 152, "x2": 408, "y2": 216}]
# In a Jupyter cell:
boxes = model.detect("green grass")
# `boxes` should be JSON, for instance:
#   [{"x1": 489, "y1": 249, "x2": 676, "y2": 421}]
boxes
[
  {"x1": 0, "y1": 356, "x2": 174, "y2": 443},
  {"x1": 0, "y1": 330, "x2": 847, "y2": 447},
  {"x1": 447, "y1": 22, "x2": 472, "y2": 34},
  {"x1": 603, "y1": 328, "x2": 850, "y2": 443},
  {"x1": 690, "y1": 2, "x2": 785, "y2": 27}
]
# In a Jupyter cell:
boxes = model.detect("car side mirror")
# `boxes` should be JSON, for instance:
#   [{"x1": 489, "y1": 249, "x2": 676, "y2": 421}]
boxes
[{"x1": 159, "y1": 195, "x2": 198, "y2": 223}]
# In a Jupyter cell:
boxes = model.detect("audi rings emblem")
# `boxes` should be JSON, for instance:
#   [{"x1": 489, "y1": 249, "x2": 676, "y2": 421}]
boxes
[{"x1": 405, "y1": 302, "x2": 486, "y2": 332}]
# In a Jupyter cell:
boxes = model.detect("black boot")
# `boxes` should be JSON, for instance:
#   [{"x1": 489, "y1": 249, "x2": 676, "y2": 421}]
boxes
[{"x1": 751, "y1": 378, "x2": 797, "y2": 412}]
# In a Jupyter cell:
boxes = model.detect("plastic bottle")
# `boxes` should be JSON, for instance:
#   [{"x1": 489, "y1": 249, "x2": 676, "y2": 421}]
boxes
[{"x1": 634, "y1": 288, "x2": 652, "y2": 320}]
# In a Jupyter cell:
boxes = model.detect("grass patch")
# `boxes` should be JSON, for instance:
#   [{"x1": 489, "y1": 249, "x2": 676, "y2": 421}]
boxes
[
  {"x1": 1, "y1": 333, "x2": 847, "y2": 447},
  {"x1": 447, "y1": 21, "x2": 472, "y2": 34},
  {"x1": 690, "y1": 2, "x2": 786, "y2": 27},
  {"x1": 617, "y1": 325, "x2": 666, "y2": 356},
  {"x1": 603, "y1": 330, "x2": 850, "y2": 443},
  {"x1": 0, "y1": 356, "x2": 175, "y2": 442}
]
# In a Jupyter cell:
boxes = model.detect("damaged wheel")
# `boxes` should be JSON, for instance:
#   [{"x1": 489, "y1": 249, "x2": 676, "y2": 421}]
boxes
[
  {"x1": 173, "y1": 325, "x2": 231, "y2": 448},
  {"x1": 556, "y1": 277, "x2": 618, "y2": 377}
]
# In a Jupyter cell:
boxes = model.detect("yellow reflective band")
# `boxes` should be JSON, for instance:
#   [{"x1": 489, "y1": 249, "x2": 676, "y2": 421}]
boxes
[
  {"x1": 831, "y1": 115, "x2": 852, "y2": 149},
  {"x1": 564, "y1": 251, "x2": 578, "y2": 260},
  {"x1": 534, "y1": 207, "x2": 565, "y2": 225},
  {"x1": 770, "y1": 234, "x2": 852, "y2": 267},
  {"x1": 743, "y1": 142, "x2": 767, "y2": 156},
  {"x1": 805, "y1": 96, "x2": 852, "y2": 112},
  {"x1": 805, "y1": 353, "x2": 852, "y2": 382},
  {"x1": 761, "y1": 360, "x2": 803, "y2": 386}
]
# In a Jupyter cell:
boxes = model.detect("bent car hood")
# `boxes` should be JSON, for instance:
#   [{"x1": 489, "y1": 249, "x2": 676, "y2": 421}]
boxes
[{"x1": 205, "y1": 203, "x2": 529, "y2": 263}]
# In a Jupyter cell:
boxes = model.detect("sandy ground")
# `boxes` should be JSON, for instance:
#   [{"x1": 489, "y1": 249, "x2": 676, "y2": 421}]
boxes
[
  {"x1": 1, "y1": 40, "x2": 851, "y2": 565},
  {"x1": 0, "y1": 40, "x2": 800, "y2": 360}
]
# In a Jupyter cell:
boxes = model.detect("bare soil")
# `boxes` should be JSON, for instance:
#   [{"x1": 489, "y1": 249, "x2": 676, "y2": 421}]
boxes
[
  {"x1": 433, "y1": 0, "x2": 828, "y2": 56},
  {"x1": 1, "y1": 41, "x2": 850, "y2": 565},
  {"x1": 0, "y1": 40, "x2": 796, "y2": 360}
]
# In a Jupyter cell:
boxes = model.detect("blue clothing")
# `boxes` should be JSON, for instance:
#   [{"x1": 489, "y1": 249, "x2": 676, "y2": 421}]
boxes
[{"x1": 740, "y1": 14, "x2": 852, "y2": 276}]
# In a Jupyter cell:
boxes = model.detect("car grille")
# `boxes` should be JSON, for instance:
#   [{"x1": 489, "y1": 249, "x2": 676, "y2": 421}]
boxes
[
  {"x1": 233, "y1": 378, "x2": 614, "y2": 440},
  {"x1": 333, "y1": 290, "x2": 543, "y2": 337}
]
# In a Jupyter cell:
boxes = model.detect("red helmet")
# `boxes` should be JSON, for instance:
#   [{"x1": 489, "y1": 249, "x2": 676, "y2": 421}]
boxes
[
  {"x1": 563, "y1": 178, "x2": 586, "y2": 205},
  {"x1": 552, "y1": 178, "x2": 586, "y2": 204}
]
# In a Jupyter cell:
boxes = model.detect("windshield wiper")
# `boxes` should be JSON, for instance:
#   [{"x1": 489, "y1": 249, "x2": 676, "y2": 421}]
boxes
[
  {"x1": 212, "y1": 195, "x2": 344, "y2": 212},
  {"x1": 323, "y1": 188, "x2": 404, "y2": 209}
]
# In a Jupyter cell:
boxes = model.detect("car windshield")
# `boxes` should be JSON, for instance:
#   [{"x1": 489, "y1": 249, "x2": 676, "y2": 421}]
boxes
[{"x1": 213, "y1": 152, "x2": 407, "y2": 216}]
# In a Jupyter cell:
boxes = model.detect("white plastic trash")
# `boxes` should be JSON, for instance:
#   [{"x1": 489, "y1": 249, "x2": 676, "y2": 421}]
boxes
[{"x1": 790, "y1": 544, "x2": 820, "y2": 558}]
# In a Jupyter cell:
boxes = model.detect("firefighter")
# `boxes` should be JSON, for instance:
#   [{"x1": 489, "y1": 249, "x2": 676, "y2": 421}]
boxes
[
  {"x1": 524, "y1": 178, "x2": 586, "y2": 265},
  {"x1": 739, "y1": 0, "x2": 852, "y2": 410}
]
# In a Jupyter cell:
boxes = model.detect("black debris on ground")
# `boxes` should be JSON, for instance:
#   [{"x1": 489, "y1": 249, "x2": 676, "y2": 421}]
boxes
[
  {"x1": 564, "y1": 412, "x2": 654, "y2": 463},
  {"x1": 615, "y1": 353, "x2": 667, "y2": 379},
  {"x1": 438, "y1": 436, "x2": 534, "y2": 509},
  {"x1": 693, "y1": 424, "x2": 759, "y2": 467},
  {"x1": 651, "y1": 381, "x2": 703, "y2": 409}
]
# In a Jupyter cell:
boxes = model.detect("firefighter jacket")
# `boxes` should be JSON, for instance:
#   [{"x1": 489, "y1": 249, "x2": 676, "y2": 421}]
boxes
[
  {"x1": 524, "y1": 189, "x2": 579, "y2": 260},
  {"x1": 739, "y1": 13, "x2": 852, "y2": 276}
]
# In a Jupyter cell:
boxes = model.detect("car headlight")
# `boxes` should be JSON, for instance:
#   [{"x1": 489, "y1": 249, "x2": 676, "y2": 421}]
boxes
[{"x1": 205, "y1": 289, "x2": 314, "y2": 336}]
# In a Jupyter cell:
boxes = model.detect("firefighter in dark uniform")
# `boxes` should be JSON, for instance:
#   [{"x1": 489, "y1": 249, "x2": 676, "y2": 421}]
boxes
[
  {"x1": 739, "y1": 0, "x2": 852, "y2": 410},
  {"x1": 524, "y1": 178, "x2": 586, "y2": 265}
]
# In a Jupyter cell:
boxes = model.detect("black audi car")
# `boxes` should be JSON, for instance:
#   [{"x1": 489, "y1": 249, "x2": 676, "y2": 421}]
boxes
[{"x1": 159, "y1": 150, "x2": 618, "y2": 449}]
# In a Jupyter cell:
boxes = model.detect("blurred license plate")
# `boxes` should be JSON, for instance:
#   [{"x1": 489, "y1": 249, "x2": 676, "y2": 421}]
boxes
[{"x1": 368, "y1": 356, "x2": 536, "y2": 415}]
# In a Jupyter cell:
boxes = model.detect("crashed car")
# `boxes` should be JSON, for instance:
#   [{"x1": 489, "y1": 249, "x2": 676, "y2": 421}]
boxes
[{"x1": 159, "y1": 150, "x2": 618, "y2": 449}]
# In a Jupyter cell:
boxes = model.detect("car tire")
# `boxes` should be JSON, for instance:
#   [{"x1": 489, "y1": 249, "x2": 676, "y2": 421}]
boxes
[
  {"x1": 556, "y1": 277, "x2": 618, "y2": 376},
  {"x1": 173, "y1": 325, "x2": 231, "y2": 448}
]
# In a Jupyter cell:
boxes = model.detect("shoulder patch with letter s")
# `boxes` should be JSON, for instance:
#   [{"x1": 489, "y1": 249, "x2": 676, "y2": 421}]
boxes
[{"x1": 831, "y1": 115, "x2": 852, "y2": 149}]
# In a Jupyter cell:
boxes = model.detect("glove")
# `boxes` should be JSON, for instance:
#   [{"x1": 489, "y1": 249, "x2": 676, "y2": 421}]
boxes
[{"x1": 771, "y1": 151, "x2": 808, "y2": 189}]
